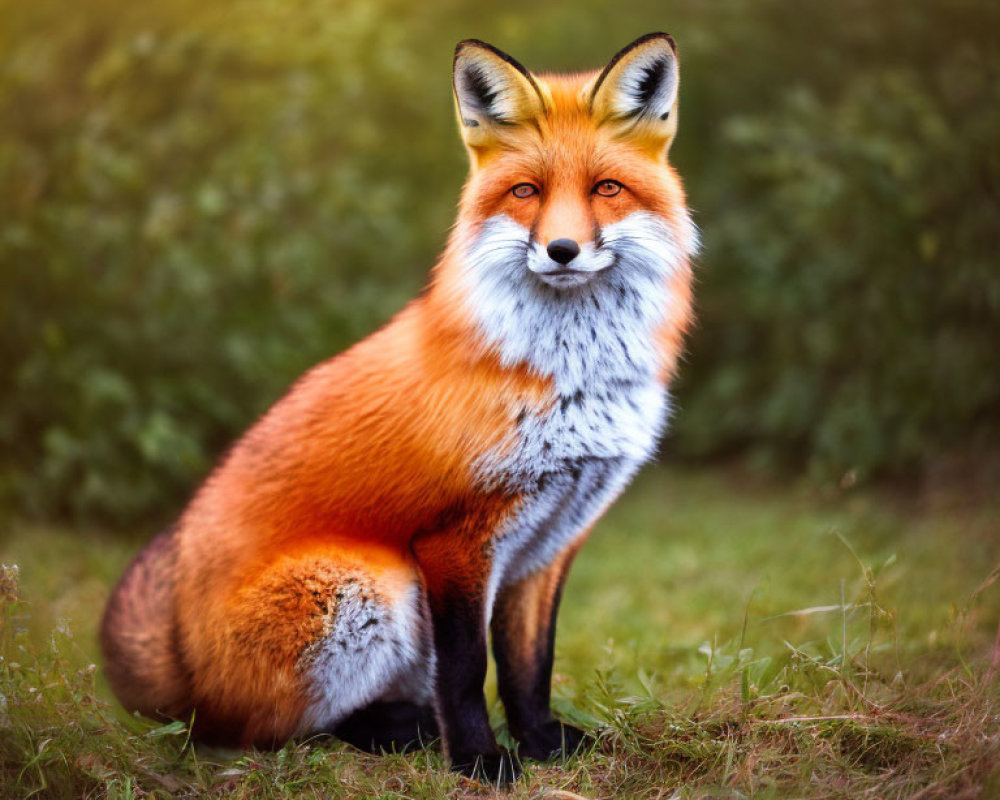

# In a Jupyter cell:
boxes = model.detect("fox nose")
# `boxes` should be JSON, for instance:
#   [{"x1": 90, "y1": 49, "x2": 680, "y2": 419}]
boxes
[{"x1": 546, "y1": 238, "x2": 580, "y2": 265}]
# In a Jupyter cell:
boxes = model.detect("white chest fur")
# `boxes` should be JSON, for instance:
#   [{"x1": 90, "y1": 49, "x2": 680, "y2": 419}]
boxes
[{"x1": 460, "y1": 211, "x2": 693, "y2": 608}]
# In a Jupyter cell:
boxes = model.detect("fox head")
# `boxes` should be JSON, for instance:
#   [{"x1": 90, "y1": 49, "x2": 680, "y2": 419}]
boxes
[{"x1": 435, "y1": 34, "x2": 697, "y2": 387}]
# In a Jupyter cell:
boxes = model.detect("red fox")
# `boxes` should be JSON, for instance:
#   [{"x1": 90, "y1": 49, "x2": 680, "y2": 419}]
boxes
[{"x1": 101, "y1": 33, "x2": 696, "y2": 783}]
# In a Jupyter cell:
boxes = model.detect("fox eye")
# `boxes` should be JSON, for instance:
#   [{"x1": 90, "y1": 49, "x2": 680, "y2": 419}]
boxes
[
  {"x1": 511, "y1": 183, "x2": 539, "y2": 198},
  {"x1": 593, "y1": 180, "x2": 624, "y2": 197}
]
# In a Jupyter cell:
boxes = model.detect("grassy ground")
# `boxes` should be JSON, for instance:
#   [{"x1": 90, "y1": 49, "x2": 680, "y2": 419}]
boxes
[{"x1": 2, "y1": 464, "x2": 999, "y2": 799}]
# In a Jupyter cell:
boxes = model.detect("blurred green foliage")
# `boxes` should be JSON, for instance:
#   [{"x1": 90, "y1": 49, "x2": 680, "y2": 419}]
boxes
[
  {"x1": 1, "y1": 0, "x2": 997, "y2": 524},
  {"x1": 676, "y1": 0, "x2": 1000, "y2": 483}
]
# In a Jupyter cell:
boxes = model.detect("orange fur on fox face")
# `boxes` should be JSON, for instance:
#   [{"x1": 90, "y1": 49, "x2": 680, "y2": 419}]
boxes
[{"x1": 459, "y1": 75, "x2": 687, "y2": 249}]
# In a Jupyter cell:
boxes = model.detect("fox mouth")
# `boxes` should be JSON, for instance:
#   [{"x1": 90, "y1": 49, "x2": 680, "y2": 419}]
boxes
[
  {"x1": 531, "y1": 265, "x2": 607, "y2": 289},
  {"x1": 527, "y1": 247, "x2": 616, "y2": 289}
]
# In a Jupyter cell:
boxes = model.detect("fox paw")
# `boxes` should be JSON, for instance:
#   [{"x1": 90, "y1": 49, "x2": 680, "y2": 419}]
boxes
[
  {"x1": 451, "y1": 748, "x2": 522, "y2": 785},
  {"x1": 517, "y1": 720, "x2": 590, "y2": 762}
]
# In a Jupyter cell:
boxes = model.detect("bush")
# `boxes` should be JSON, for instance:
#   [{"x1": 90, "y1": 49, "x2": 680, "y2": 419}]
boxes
[
  {"x1": 673, "y1": 0, "x2": 1000, "y2": 482},
  {"x1": 0, "y1": 0, "x2": 996, "y2": 523}
]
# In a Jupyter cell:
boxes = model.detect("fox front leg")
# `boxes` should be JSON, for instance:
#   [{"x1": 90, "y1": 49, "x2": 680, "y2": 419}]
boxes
[
  {"x1": 491, "y1": 541, "x2": 588, "y2": 762},
  {"x1": 412, "y1": 529, "x2": 521, "y2": 785}
]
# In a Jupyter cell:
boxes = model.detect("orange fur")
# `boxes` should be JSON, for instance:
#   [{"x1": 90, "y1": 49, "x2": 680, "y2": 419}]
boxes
[{"x1": 101, "y1": 33, "x2": 696, "y2": 770}]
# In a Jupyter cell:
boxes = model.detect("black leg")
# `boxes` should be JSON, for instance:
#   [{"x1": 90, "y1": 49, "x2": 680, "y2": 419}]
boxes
[
  {"x1": 331, "y1": 700, "x2": 439, "y2": 754},
  {"x1": 491, "y1": 544, "x2": 589, "y2": 762},
  {"x1": 412, "y1": 523, "x2": 523, "y2": 785},
  {"x1": 427, "y1": 593, "x2": 522, "y2": 784}
]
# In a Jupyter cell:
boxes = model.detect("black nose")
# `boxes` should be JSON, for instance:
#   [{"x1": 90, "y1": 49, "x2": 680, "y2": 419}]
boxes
[{"x1": 546, "y1": 238, "x2": 580, "y2": 265}]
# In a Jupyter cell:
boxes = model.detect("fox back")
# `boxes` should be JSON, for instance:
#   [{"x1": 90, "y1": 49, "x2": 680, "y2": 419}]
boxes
[{"x1": 101, "y1": 33, "x2": 696, "y2": 784}]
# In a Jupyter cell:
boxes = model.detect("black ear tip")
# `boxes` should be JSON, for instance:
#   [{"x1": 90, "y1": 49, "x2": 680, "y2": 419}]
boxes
[
  {"x1": 633, "y1": 32, "x2": 677, "y2": 53},
  {"x1": 454, "y1": 39, "x2": 485, "y2": 67},
  {"x1": 610, "y1": 32, "x2": 677, "y2": 61},
  {"x1": 455, "y1": 39, "x2": 490, "y2": 57}
]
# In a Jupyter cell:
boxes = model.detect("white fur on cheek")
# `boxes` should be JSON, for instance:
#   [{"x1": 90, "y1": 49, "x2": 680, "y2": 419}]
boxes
[{"x1": 462, "y1": 210, "x2": 693, "y2": 397}]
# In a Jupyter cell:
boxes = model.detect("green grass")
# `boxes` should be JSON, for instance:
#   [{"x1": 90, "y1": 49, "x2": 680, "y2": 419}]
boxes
[{"x1": 2, "y1": 465, "x2": 999, "y2": 799}]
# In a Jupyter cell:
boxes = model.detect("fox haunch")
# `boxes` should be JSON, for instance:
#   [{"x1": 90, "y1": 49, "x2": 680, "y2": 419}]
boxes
[{"x1": 101, "y1": 33, "x2": 697, "y2": 785}]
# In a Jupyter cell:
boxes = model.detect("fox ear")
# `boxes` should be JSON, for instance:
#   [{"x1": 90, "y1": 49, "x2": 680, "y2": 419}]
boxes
[
  {"x1": 453, "y1": 40, "x2": 545, "y2": 156},
  {"x1": 588, "y1": 33, "x2": 680, "y2": 155}
]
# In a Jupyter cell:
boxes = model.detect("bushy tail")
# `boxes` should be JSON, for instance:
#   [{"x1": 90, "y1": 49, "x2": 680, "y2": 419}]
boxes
[{"x1": 100, "y1": 530, "x2": 189, "y2": 719}]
